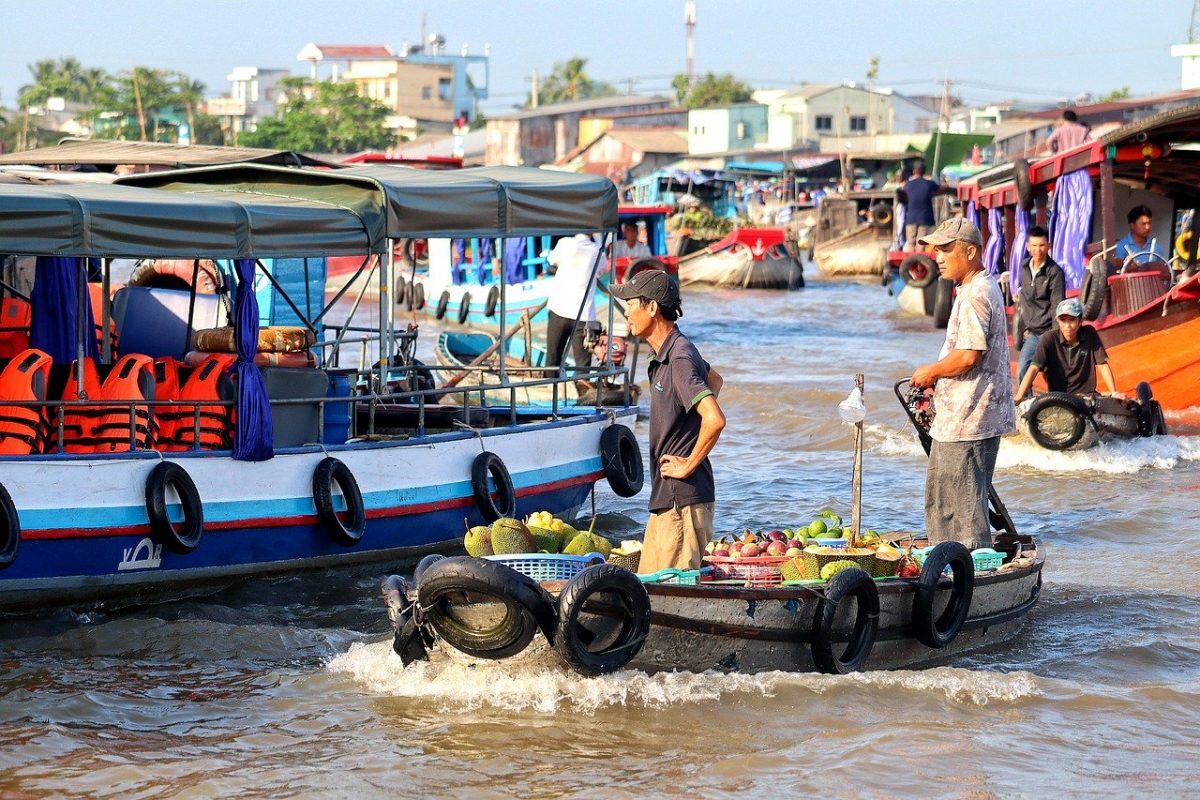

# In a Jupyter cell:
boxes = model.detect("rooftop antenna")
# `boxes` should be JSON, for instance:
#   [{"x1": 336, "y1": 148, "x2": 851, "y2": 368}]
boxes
[{"x1": 685, "y1": 0, "x2": 696, "y2": 84}]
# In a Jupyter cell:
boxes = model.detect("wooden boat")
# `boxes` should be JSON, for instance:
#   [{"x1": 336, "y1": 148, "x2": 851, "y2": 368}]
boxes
[
  {"x1": 957, "y1": 104, "x2": 1200, "y2": 416},
  {"x1": 676, "y1": 228, "x2": 804, "y2": 289},
  {"x1": 0, "y1": 165, "x2": 640, "y2": 613},
  {"x1": 812, "y1": 190, "x2": 896, "y2": 277}
]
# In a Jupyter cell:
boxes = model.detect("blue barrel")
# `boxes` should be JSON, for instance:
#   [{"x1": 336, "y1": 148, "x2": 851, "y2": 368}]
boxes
[{"x1": 324, "y1": 371, "x2": 354, "y2": 444}]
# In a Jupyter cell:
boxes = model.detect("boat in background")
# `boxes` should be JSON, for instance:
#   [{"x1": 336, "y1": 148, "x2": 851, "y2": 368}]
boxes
[{"x1": 676, "y1": 227, "x2": 804, "y2": 289}]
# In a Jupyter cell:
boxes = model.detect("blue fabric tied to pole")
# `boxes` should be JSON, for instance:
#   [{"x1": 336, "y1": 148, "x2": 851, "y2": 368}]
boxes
[
  {"x1": 983, "y1": 207, "x2": 1005, "y2": 276},
  {"x1": 504, "y1": 237, "x2": 527, "y2": 283},
  {"x1": 30, "y1": 256, "x2": 99, "y2": 364},
  {"x1": 1008, "y1": 207, "x2": 1031, "y2": 295},
  {"x1": 1048, "y1": 168, "x2": 1092, "y2": 289},
  {"x1": 474, "y1": 238, "x2": 494, "y2": 285},
  {"x1": 232, "y1": 258, "x2": 274, "y2": 461}
]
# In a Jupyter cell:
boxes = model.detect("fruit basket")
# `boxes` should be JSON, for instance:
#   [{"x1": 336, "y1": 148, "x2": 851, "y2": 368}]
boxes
[
  {"x1": 703, "y1": 555, "x2": 790, "y2": 586},
  {"x1": 871, "y1": 551, "x2": 902, "y2": 577},
  {"x1": 483, "y1": 552, "x2": 606, "y2": 581},
  {"x1": 637, "y1": 567, "x2": 712, "y2": 585},
  {"x1": 608, "y1": 550, "x2": 641, "y2": 572},
  {"x1": 802, "y1": 546, "x2": 877, "y2": 580}
]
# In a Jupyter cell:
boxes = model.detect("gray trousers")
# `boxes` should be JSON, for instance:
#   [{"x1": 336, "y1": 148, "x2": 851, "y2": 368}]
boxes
[{"x1": 925, "y1": 437, "x2": 1000, "y2": 550}]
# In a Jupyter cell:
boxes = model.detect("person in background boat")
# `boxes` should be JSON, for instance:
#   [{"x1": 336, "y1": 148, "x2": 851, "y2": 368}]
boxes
[
  {"x1": 1014, "y1": 225, "x2": 1066, "y2": 391},
  {"x1": 900, "y1": 163, "x2": 940, "y2": 252},
  {"x1": 911, "y1": 217, "x2": 1016, "y2": 550},
  {"x1": 544, "y1": 233, "x2": 602, "y2": 378},
  {"x1": 1114, "y1": 205, "x2": 1166, "y2": 266},
  {"x1": 1014, "y1": 298, "x2": 1120, "y2": 403},
  {"x1": 1045, "y1": 109, "x2": 1092, "y2": 154},
  {"x1": 611, "y1": 266, "x2": 725, "y2": 573},
  {"x1": 613, "y1": 222, "x2": 650, "y2": 261}
]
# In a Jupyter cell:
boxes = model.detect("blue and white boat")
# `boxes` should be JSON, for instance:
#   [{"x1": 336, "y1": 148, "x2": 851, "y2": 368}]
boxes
[{"x1": 0, "y1": 165, "x2": 640, "y2": 612}]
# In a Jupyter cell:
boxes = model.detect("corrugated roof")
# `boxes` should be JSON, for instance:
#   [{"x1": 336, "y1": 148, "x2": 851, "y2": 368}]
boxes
[
  {"x1": 0, "y1": 140, "x2": 330, "y2": 168},
  {"x1": 602, "y1": 128, "x2": 688, "y2": 154},
  {"x1": 493, "y1": 95, "x2": 671, "y2": 121},
  {"x1": 304, "y1": 44, "x2": 394, "y2": 59}
]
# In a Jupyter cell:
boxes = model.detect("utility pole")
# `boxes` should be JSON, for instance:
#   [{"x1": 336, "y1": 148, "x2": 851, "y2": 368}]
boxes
[
  {"x1": 931, "y1": 74, "x2": 950, "y2": 177},
  {"x1": 530, "y1": 69, "x2": 539, "y2": 109},
  {"x1": 132, "y1": 66, "x2": 148, "y2": 142},
  {"x1": 684, "y1": 0, "x2": 696, "y2": 84}
]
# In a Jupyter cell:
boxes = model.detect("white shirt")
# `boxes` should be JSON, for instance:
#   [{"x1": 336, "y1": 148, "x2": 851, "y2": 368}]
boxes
[
  {"x1": 546, "y1": 234, "x2": 602, "y2": 322},
  {"x1": 613, "y1": 240, "x2": 651, "y2": 260}
]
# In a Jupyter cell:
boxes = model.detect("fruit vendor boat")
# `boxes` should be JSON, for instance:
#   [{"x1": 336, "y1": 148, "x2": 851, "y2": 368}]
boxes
[
  {"x1": 675, "y1": 227, "x2": 804, "y2": 290},
  {"x1": 0, "y1": 165, "x2": 641, "y2": 613},
  {"x1": 954, "y1": 104, "x2": 1200, "y2": 417},
  {"x1": 381, "y1": 378, "x2": 1042, "y2": 676}
]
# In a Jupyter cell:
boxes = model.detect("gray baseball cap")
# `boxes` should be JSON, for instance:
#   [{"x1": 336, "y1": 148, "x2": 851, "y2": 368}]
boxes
[
  {"x1": 918, "y1": 217, "x2": 983, "y2": 247},
  {"x1": 1056, "y1": 298, "x2": 1083, "y2": 318}
]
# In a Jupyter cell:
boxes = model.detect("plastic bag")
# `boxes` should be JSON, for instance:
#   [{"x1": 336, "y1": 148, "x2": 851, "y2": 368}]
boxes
[{"x1": 838, "y1": 386, "x2": 866, "y2": 424}]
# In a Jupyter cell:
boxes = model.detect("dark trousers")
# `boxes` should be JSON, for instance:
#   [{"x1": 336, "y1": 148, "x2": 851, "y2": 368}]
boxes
[{"x1": 545, "y1": 311, "x2": 590, "y2": 371}]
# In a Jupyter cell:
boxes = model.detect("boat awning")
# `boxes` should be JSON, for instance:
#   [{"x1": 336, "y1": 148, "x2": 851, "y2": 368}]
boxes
[
  {"x1": 0, "y1": 181, "x2": 373, "y2": 258},
  {"x1": 0, "y1": 140, "x2": 329, "y2": 168},
  {"x1": 121, "y1": 163, "x2": 619, "y2": 242}
]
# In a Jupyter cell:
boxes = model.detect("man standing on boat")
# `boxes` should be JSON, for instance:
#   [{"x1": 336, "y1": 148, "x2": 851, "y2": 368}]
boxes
[
  {"x1": 545, "y1": 234, "x2": 602, "y2": 376},
  {"x1": 1014, "y1": 225, "x2": 1065, "y2": 389},
  {"x1": 911, "y1": 218, "x2": 1015, "y2": 550},
  {"x1": 611, "y1": 267, "x2": 726, "y2": 573},
  {"x1": 900, "y1": 162, "x2": 939, "y2": 251}
]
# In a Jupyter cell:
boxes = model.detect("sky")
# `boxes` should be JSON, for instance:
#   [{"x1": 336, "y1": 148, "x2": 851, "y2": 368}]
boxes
[{"x1": 0, "y1": 0, "x2": 1191, "y2": 113}]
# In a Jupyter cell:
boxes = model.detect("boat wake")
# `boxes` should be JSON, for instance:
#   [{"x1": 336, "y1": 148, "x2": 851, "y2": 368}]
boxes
[
  {"x1": 328, "y1": 640, "x2": 1041, "y2": 714},
  {"x1": 867, "y1": 423, "x2": 1200, "y2": 474}
]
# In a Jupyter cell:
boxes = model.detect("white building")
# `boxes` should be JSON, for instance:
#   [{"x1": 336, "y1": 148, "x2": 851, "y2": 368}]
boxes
[
  {"x1": 204, "y1": 66, "x2": 290, "y2": 136},
  {"x1": 765, "y1": 83, "x2": 939, "y2": 149}
]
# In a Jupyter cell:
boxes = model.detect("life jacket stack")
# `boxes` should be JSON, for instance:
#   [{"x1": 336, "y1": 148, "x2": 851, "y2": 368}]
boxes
[
  {"x1": 59, "y1": 357, "x2": 104, "y2": 454},
  {"x1": 155, "y1": 354, "x2": 236, "y2": 451},
  {"x1": 0, "y1": 348, "x2": 52, "y2": 456},
  {"x1": 89, "y1": 354, "x2": 156, "y2": 453},
  {"x1": 0, "y1": 298, "x2": 32, "y2": 360}
]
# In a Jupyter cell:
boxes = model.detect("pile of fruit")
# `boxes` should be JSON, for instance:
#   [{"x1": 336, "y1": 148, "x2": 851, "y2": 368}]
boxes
[{"x1": 463, "y1": 512, "x2": 612, "y2": 558}]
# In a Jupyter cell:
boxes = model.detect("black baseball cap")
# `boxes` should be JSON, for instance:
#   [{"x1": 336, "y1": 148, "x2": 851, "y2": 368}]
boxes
[{"x1": 611, "y1": 268, "x2": 682, "y2": 317}]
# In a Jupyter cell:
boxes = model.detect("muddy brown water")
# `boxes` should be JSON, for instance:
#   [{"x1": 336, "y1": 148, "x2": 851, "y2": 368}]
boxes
[{"x1": 1, "y1": 275, "x2": 1197, "y2": 797}]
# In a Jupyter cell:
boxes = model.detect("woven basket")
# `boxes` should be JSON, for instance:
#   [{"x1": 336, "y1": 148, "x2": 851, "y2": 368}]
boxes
[
  {"x1": 608, "y1": 550, "x2": 641, "y2": 572},
  {"x1": 871, "y1": 552, "x2": 902, "y2": 578},
  {"x1": 803, "y1": 547, "x2": 876, "y2": 580}
]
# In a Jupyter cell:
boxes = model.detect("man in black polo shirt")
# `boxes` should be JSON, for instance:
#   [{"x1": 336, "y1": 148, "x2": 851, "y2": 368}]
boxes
[
  {"x1": 611, "y1": 266, "x2": 725, "y2": 573},
  {"x1": 1014, "y1": 298, "x2": 1119, "y2": 402}
]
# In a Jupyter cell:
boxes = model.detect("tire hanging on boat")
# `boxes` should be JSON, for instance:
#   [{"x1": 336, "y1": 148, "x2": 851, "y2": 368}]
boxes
[
  {"x1": 810, "y1": 566, "x2": 879, "y2": 674},
  {"x1": 394, "y1": 276, "x2": 407, "y2": 306},
  {"x1": 417, "y1": 556, "x2": 557, "y2": 658},
  {"x1": 435, "y1": 291, "x2": 451, "y2": 320},
  {"x1": 1026, "y1": 392, "x2": 1089, "y2": 450},
  {"x1": 414, "y1": 553, "x2": 446, "y2": 584},
  {"x1": 471, "y1": 451, "x2": 516, "y2": 522},
  {"x1": 931, "y1": 278, "x2": 954, "y2": 329},
  {"x1": 869, "y1": 202, "x2": 893, "y2": 229},
  {"x1": 412, "y1": 282, "x2": 426, "y2": 311},
  {"x1": 553, "y1": 564, "x2": 651, "y2": 676},
  {"x1": 900, "y1": 254, "x2": 939, "y2": 289},
  {"x1": 1079, "y1": 259, "x2": 1108, "y2": 321},
  {"x1": 0, "y1": 481, "x2": 20, "y2": 568},
  {"x1": 457, "y1": 293, "x2": 472, "y2": 325},
  {"x1": 1135, "y1": 382, "x2": 1156, "y2": 437},
  {"x1": 1012, "y1": 158, "x2": 1034, "y2": 211},
  {"x1": 145, "y1": 461, "x2": 204, "y2": 554},
  {"x1": 312, "y1": 457, "x2": 367, "y2": 546},
  {"x1": 484, "y1": 285, "x2": 500, "y2": 317},
  {"x1": 911, "y1": 541, "x2": 974, "y2": 648},
  {"x1": 599, "y1": 424, "x2": 644, "y2": 498}
]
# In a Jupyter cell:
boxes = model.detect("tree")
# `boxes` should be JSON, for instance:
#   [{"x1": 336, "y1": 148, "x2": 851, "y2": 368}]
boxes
[
  {"x1": 110, "y1": 67, "x2": 178, "y2": 141},
  {"x1": 529, "y1": 57, "x2": 616, "y2": 106},
  {"x1": 1098, "y1": 85, "x2": 1131, "y2": 103},
  {"x1": 240, "y1": 78, "x2": 392, "y2": 152},
  {"x1": 672, "y1": 72, "x2": 753, "y2": 109},
  {"x1": 172, "y1": 74, "x2": 207, "y2": 142}
]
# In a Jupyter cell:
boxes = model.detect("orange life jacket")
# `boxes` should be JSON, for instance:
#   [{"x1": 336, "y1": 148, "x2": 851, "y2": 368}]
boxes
[
  {"x1": 175, "y1": 353, "x2": 236, "y2": 451},
  {"x1": 90, "y1": 354, "x2": 156, "y2": 453},
  {"x1": 0, "y1": 348, "x2": 52, "y2": 456},
  {"x1": 58, "y1": 357, "x2": 104, "y2": 454},
  {"x1": 0, "y1": 298, "x2": 32, "y2": 360},
  {"x1": 152, "y1": 357, "x2": 187, "y2": 452}
]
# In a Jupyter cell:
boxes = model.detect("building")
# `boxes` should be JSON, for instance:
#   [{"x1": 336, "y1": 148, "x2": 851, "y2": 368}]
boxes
[
  {"x1": 765, "y1": 83, "x2": 940, "y2": 150},
  {"x1": 553, "y1": 127, "x2": 688, "y2": 183},
  {"x1": 204, "y1": 66, "x2": 290, "y2": 138},
  {"x1": 687, "y1": 104, "x2": 769, "y2": 154},
  {"x1": 485, "y1": 96, "x2": 672, "y2": 166}
]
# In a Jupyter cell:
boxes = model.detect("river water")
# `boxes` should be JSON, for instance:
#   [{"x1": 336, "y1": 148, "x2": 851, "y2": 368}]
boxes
[{"x1": 1, "y1": 275, "x2": 1198, "y2": 797}]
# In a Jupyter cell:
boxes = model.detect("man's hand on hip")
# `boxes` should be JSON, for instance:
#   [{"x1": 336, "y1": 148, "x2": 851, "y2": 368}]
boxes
[{"x1": 659, "y1": 454, "x2": 694, "y2": 480}]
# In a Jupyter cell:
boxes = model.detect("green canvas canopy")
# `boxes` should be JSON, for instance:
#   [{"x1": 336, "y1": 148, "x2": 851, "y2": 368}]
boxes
[
  {"x1": 0, "y1": 181, "x2": 372, "y2": 258},
  {"x1": 0, "y1": 140, "x2": 328, "y2": 168}
]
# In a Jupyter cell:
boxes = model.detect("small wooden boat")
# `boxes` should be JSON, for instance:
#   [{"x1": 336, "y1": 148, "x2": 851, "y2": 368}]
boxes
[{"x1": 676, "y1": 228, "x2": 804, "y2": 289}]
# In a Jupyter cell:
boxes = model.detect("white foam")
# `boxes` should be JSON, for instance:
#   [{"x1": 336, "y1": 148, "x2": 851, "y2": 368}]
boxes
[
  {"x1": 327, "y1": 641, "x2": 1041, "y2": 714},
  {"x1": 866, "y1": 423, "x2": 924, "y2": 458}
]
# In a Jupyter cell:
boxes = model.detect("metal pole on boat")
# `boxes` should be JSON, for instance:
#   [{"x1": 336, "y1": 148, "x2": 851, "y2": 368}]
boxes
[
  {"x1": 851, "y1": 373, "x2": 864, "y2": 546},
  {"x1": 380, "y1": 249, "x2": 393, "y2": 394},
  {"x1": 497, "y1": 238, "x2": 508, "y2": 387}
]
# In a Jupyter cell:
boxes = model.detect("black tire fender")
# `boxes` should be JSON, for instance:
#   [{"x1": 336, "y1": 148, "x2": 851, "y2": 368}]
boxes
[
  {"x1": 600, "y1": 424, "x2": 644, "y2": 498},
  {"x1": 471, "y1": 451, "x2": 516, "y2": 522},
  {"x1": 0, "y1": 482, "x2": 20, "y2": 569},
  {"x1": 394, "y1": 276, "x2": 407, "y2": 305},
  {"x1": 1013, "y1": 158, "x2": 1034, "y2": 211},
  {"x1": 414, "y1": 553, "x2": 446, "y2": 585},
  {"x1": 413, "y1": 282, "x2": 426, "y2": 311},
  {"x1": 457, "y1": 292, "x2": 472, "y2": 325},
  {"x1": 145, "y1": 461, "x2": 204, "y2": 554},
  {"x1": 553, "y1": 563, "x2": 651, "y2": 676},
  {"x1": 1080, "y1": 258, "x2": 1108, "y2": 321},
  {"x1": 484, "y1": 285, "x2": 500, "y2": 317},
  {"x1": 1026, "y1": 392, "x2": 1089, "y2": 450},
  {"x1": 418, "y1": 556, "x2": 556, "y2": 658},
  {"x1": 911, "y1": 541, "x2": 975, "y2": 648},
  {"x1": 811, "y1": 566, "x2": 879, "y2": 674},
  {"x1": 1135, "y1": 381, "x2": 1155, "y2": 437},
  {"x1": 869, "y1": 202, "x2": 893, "y2": 229},
  {"x1": 312, "y1": 457, "x2": 367, "y2": 546},
  {"x1": 932, "y1": 278, "x2": 954, "y2": 329},
  {"x1": 900, "y1": 254, "x2": 939, "y2": 289},
  {"x1": 435, "y1": 290, "x2": 450, "y2": 320}
]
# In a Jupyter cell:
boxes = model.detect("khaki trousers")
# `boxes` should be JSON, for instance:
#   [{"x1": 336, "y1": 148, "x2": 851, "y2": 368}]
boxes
[{"x1": 638, "y1": 502, "x2": 715, "y2": 574}]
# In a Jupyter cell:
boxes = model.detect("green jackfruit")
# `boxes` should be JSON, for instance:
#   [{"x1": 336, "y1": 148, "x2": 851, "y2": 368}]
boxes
[
  {"x1": 490, "y1": 517, "x2": 534, "y2": 555},
  {"x1": 563, "y1": 532, "x2": 612, "y2": 558},
  {"x1": 529, "y1": 526, "x2": 563, "y2": 553},
  {"x1": 464, "y1": 525, "x2": 493, "y2": 557},
  {"x1": 820, "y1": 559, "x2": 858, "y2": 581}
]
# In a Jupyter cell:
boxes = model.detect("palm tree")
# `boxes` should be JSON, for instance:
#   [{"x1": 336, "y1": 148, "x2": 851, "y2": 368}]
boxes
[
  {"x1": 533, "y1": 57, "x2": 616, "y2": 106},
  {"x1": 173, "y1": 74, "x2": 206, "y2": 142}
]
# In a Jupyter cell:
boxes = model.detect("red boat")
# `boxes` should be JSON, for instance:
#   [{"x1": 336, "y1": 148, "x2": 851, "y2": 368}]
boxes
[{"x1": 675, "y1": 226, "x2": 804, "y2": 289}]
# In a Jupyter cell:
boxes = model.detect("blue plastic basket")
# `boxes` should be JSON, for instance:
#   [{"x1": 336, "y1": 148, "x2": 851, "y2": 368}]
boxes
[
  {"x1": 912, "y1": 546, "x2": 1005, "y2": 572},
  {"x1": 637, "y1": 567, "x2": 713, "y2": 585},
  {"x1": 482, "y1": 552, "x2": 606, "y2": 581}
]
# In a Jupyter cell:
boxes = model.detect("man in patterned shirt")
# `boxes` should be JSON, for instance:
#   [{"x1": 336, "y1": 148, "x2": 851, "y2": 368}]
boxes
[{"x1": 911, "y1": 218, "x2": 1016, "y2": 549}]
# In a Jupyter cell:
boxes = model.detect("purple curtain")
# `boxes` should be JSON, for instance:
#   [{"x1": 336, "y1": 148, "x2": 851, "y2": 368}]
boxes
[
  {"x1": 894, "y1": 202, "x2": 907, "y2": 249},
  {"x1": 983, "y1": 207, "x2": 1004, "y2": 276},
  {"x1": 1049, "y1": 169, "x2": 1092, "y2": 289},
  {"x1": 232, "y1": 259, "x2": 274, "y2": 461},
  {"x1": 30, "y1": 256, "x2": 99, "y2": 364},
  {"x1": 475, "y1": 238, "x2": 495, "y2": 285},
  {"x1": 1008, "y1": 207, "x2": 1031, "y2": 295},
  {"x1": 965, "y1": 201, "x2": 979, "y2": 228},
  {"x1": 504, "y1": 237, "x2": 527, "y2": 283}
]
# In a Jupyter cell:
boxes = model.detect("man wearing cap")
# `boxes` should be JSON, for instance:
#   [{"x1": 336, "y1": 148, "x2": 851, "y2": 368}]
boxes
[
  {"x1": 1014, "y1": 298, "x2": 1119, "y2": 403},
  {"x1": 610, "y1": 265, "x2": 726, "y2": 573},
  {"x1": 911, "y1": 218, "x2": 1015, "y2": 550}
]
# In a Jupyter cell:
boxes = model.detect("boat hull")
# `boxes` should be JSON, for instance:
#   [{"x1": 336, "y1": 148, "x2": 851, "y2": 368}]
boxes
[{"x1": 677, "y1": 251, "x2": 802, "y2": 289}]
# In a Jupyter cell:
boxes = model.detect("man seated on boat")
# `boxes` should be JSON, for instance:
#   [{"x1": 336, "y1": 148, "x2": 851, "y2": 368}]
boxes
[
  {"x1": 1014, "y1": 298, "x2": 1120, "y2": 404},
  {"x1": 613, "y1": 222, "x2": 651, "y2": 261},
  {"x1": 545, "y1": 234, "x2": 603, "y2": 379},
  {"x1": 1014, "y1": 225, "x2": 1066, "y2": 391},
  {"x1": 611, "y1": 267, "x2": 726, "y2": 573},
  {"x1": 911, "y1": 218, "x2": 1016, "y2": 550},
  {"x1": 1114, "y1": 205, "x2": 1166, "y2": 266}
]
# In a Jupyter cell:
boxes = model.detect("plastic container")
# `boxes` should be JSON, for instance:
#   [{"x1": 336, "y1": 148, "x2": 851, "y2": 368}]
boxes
[
  {"x1": 324, "y1": 370, "x2": 354, "y2": 445},
  {"x1": 703, "y1": 555, "x2": 790, "y2": 586},
  {"x1": 483, "y1": 552, "x2": 605, "y2": 582},
  {"x1": 638, "y1": 567, "x2": 712, "y2": 585},
  {"x1": 806, "y1": 538, "x2": 847, "y2": 549},
  {"x1": 970, "y1": 548, "x2": 1005, "y2": 571}
]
